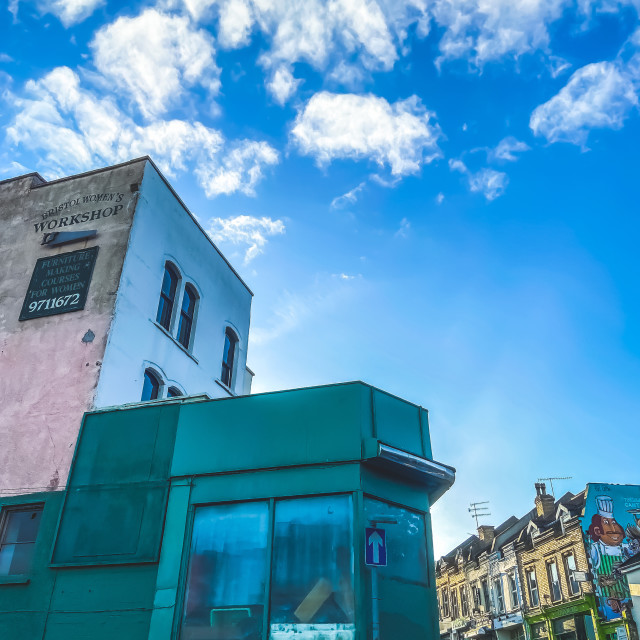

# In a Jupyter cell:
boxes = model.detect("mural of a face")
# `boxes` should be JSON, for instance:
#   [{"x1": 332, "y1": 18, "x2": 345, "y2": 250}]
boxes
[{"x1": 593, "y1": 516, "x2": 625, "y2": 546}]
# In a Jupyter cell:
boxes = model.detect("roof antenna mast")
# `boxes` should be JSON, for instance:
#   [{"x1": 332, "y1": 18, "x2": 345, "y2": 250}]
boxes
[
  {"x1": 537, "y1": 476, "x2": 573, "y2": 498},
  {"x1": 468, "y1": 501, "x2": 491, "y2": 528}
]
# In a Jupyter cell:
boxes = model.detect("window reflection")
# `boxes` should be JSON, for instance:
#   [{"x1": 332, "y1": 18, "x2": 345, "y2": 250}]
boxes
[
  {"x1": 270, "y1": 495, "x2": 355, "y2": 640},
  {"x1": 181, "y1": 502, "x2": 269, "y2": 640}
]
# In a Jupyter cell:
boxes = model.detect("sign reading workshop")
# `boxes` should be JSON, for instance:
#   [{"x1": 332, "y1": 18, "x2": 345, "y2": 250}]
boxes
[{"x1": 20, "y1": 247, "x2": 99, "y2": 321}]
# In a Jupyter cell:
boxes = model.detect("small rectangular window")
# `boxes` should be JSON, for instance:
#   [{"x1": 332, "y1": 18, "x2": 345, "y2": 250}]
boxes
[
  {"x1": 527, "y1": 568, "x2": 540, "y2": 607},
  {"x1": 0, "y1": 505, "x2": 43, "y2": 575},
  {"x1": 563, "y1": 553, "x2": 580, "y2": 596},
  {"x1": 547, "y1": 560, "x2": 562, "y2": 602},
  {"x1": 482, "y1": 579, "x2": 490, "y2": 611},
  {"x1": 494, "y1": 578, "x2": 505, "y2": 613}
]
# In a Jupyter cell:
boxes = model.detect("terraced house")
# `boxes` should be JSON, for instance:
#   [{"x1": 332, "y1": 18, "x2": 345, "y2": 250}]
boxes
[{"x1": 437, "y1": 484, "x2": 639, "y2": 640}]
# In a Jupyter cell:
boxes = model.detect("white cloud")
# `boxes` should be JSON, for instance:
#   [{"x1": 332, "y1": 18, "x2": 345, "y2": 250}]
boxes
[
  {"x1": 195, "y1": 140, "x2": 279, "y2": 198},
  {"x1": 5, "y1": 67, "x2": 275, "y2": 197},
  {"x1": 491, "y1": 136, "x2": 530, "y2": 161},
  {"x1": 181, "y1": 0, "x2": 429, "y2": 103},
  {"x1": 206, "y1": 215, "x2": 285, "y2": 263},
  {"x1": 91, "y1": 9, "x2": 219, "y2": 118},
  {"x1": 468, "y1": 168, "x2": 509, "y2": 200},
  {"x1": 448, "y1": 158, "x2": 508, "y2": 200},
  {"x1": 436, "y1": 192, "x2": 445, "y2": 204},
  {"x1": 0, "y1": 160, "x2": 29, "y2": 176},
  {"x1": 331, "y1": 181, "x2": 366, "y2": 209},
  {"x1": 530, "y1": 61, "x2": 638, "y2": 146},
  {"x1": 266, "y1": 66, "x2": 301, "y2": 106},
  {"x1": 38, "y1": 0, "x2": 104, "y2": 26},
  {"x1": 395, "y1": 217, "x2": 411, "y2": 238},
  {"x1": 292, "y1": 92, "x2": 441, "y2": 176}
]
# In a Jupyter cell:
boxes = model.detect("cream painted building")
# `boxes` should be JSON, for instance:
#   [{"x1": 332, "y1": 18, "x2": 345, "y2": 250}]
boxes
[{"x1": 0, "y1": 158, "x2": 253, "y2": 495}]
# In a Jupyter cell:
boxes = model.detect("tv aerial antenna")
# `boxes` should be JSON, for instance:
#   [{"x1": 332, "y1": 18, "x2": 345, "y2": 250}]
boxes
[
  {"x1": 537, "y1": 476, "x2": 572, "y2": 498},
  {"x1": 469, "y1": 501, "x2": 491, "y2": 528}
]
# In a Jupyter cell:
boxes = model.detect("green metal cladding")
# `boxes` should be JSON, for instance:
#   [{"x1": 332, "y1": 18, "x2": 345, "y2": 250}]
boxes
[{"x1": 0, "y1": 382, "x2": 452, "y2": 640}]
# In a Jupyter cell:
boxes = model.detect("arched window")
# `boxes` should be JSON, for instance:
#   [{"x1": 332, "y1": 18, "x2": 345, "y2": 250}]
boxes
[
  {"x1": 221, "y1": 327, "x2": 238, "y2": 388},
  {"x1": 141, "y1": 369, "x2": 160, "y2": 401},
  {"x1": 177, "y1": 284, "x2": 197, "y2": 349},
  {"x1": 156, "y1": 263, "x2": 178, "y2": 330},
  {"x1": 167, "y1": 386, "x2": 183, "y2": 398}
]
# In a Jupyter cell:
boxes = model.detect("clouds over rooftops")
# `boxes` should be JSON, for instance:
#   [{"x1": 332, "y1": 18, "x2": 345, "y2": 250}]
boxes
[
  {"x1": 206, "y1": 214, "x2": 285, "y2": 263},
  {"x1": 5, "y1": 66, "x2": 278, "y2": 196},
  {"x1": 291, "y1": 92, "x2": 441, "y2": 177}
]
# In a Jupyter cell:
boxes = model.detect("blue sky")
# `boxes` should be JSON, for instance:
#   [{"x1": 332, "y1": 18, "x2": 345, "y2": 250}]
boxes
[{"x1": 2, "y1": 0, "x2": 640, "y2": 556}]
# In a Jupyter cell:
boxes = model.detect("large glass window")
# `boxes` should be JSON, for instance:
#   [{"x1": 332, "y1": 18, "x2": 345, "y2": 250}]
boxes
[
  {"x1": 547, "y1": 560, "x2": 562, "y2": 602},
  {"x1": 181, "y1": 501, "x2": 269, "y2": 640},
  {"x1": 177, "y1": 284, "x2": 197, "y2": 349},
  {"x1": 157, "y1": 263, "x2": 178, "y2": 330},
  {"x1": 0, "y1": 505, "x2": 43, "y2": 575},
  {"x1": 221, "y1": 328, "x2": 238, "y2": 388},
  {"x1": 270, "y1": 495, "x2": 354, "y2": 639}
]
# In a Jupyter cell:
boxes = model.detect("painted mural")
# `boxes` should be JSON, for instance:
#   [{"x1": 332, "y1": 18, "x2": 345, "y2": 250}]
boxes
[{"x1": 582, "y1": 484, "x2": 640, "y2": 621}]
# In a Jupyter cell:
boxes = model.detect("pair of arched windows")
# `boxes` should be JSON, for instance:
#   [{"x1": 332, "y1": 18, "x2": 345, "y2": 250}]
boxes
[
  {"x1": 156, "y1": 263, "x2": 198, "y2": 350},
  {"x1": 141, "y1": 368, "x2": 183, "y2": 401}
]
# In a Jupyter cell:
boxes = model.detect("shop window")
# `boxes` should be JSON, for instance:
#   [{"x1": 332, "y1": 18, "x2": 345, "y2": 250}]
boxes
[
  {"x1": 547, "y1": 560, "x2": 562, "y2": 602},
  {"x1": 527, "y1": 568, "x2": 540, "y2": 607},
  {"x1": 530, "y1": 622, "x2": 549, "y2": 640},
  {"x1": 177, "y1": 284, "x2": 197, "y2": 349},
  {"x1": 181, "y1": 495, "x2": 354, "y2": 640},
  {"x1": 221, "y1": 327, "x2": 238, "y2": 388},
  {"x1": 494, "y1": 578, "x2": 505, "y2": 613},
  {"x1": 564, "y1": 553, "x2": 580, "y2": 595},
  {"x1": 510, "y1": 627, "x2": 526, "y2": 640},
  {"x1": 182, "y1": 501, "x2": 269, "y2": 640},
  {"x1": 270, "y1": 495, "x2": 354, "y2": 638},
  {"x1": 0, "y1": 504, "x2": 43, "y2": 575},
  {"x1": 141, "y1": 368, "x2": 161, "y2": 401},
  {"x1": 157, "y1": 262, "x2": 179, "y2": 330},
  {"x1": 508, "y1": 573, "x2": 519, "y2": 608}
]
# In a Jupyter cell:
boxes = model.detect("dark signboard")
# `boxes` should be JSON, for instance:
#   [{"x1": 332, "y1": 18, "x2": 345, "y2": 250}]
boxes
[{"x1": 19, "y1": 247, "x2": 99, "y2": 321}]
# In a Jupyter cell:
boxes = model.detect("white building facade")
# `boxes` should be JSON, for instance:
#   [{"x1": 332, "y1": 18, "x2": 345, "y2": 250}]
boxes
[{"x1": 0, "y1": 157, "x2": 253, "y2": 495}]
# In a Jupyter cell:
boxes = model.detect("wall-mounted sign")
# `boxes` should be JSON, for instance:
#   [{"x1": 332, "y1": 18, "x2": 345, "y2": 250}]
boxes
[
  {"x1": 365, "y1": 527, "x2": 387, "y2": 566},
  {"x1": 19, "y1": 247, "x2": 99, "y2": 321}
]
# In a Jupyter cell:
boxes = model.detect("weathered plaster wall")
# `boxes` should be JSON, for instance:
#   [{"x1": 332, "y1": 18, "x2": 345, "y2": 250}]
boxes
[
  {"x1": 94, "y1": 161, "x2": 253, "y2": 406},
  {"x1": 0, "y1": 161, "x2": 144, "y2": 494}
]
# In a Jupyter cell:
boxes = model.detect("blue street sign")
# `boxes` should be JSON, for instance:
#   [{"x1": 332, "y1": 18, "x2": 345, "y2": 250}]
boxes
[{"x1": 365, "y1": 527, "x2": 387, "y2": 566}]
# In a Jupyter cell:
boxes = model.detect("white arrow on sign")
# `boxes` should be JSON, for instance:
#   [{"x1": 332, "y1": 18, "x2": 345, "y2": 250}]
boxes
[{"x1": 368, "y1": 530, "x2": 384, "y2": 564}]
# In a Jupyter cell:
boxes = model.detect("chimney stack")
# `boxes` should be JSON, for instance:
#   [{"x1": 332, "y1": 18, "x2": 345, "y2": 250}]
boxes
[
  {"x1": 477, "y1": 525, "x2": 495, "y2": 543},
  {"x1": 534, "y1": 483, "x2": 555, "y2": 519}
]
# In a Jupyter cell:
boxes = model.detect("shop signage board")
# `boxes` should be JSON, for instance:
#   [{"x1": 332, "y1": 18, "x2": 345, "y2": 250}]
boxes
[
  {"x1": 365, "y1": 527, "x2": 387, "y2": 566},
  {"x1": 19, "y1": 247, "x2": 99, "y2": 321}
]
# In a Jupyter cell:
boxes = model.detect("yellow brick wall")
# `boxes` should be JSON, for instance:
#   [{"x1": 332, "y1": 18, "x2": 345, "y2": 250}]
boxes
[{"x1": 516, "y1": 521, "x2": 593, "y2": 613}]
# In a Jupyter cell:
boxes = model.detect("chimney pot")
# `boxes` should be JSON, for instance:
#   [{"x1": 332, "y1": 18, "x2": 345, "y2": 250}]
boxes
[{"x1": 477, "y1": 525, "x2": 495, "y2": 543}]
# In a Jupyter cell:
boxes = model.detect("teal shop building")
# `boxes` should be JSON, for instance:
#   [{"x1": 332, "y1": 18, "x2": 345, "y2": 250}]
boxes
[{"x1": 0, "y1": 382, "x2": 455, "y2": 640}]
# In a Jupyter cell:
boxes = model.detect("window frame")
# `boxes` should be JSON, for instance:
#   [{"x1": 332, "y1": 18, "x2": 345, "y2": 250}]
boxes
[
  {"x1": 141, "y1": 368, "x2": 162, "y2": 401},
  {"x1": 221, "y1": 326, "x2": 239, "y2": 389},
  {"x1": 494, "y1": 577, "x2": 505, "y2": 613},
  {"x1": 547, "y1": 559, "x2": 562, "y2": 602},
  {"x1": 460, "y1": 584, "x2": 469, "y2": 617},
  {"x1": 442, "y1": 587, "x2": 450, "y2": 618},
  {"x1": 527, "y1": 567, "x2": 540, "y2": 607},
  {"x1": 0, "y1": 503, "x2": 44, "y2": 580},
  {"x1": 156, "y1": 262, "x2": 180, "y2": 331},
  {"x1": 450, "y1": 586, "x2": 459, "y2": 619},
  {"x1": 508, "y1": 573, "x2": 519, "y2": 609},
  {"x1": 176, "y1": 283, "x2": 198, "y2": 351},
  {"x1": 482, "y1": 578, "x2": 491, "y2": 612},
  {"x1": 563, "y1": 552, "x2": 580, "y2": 596}
]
